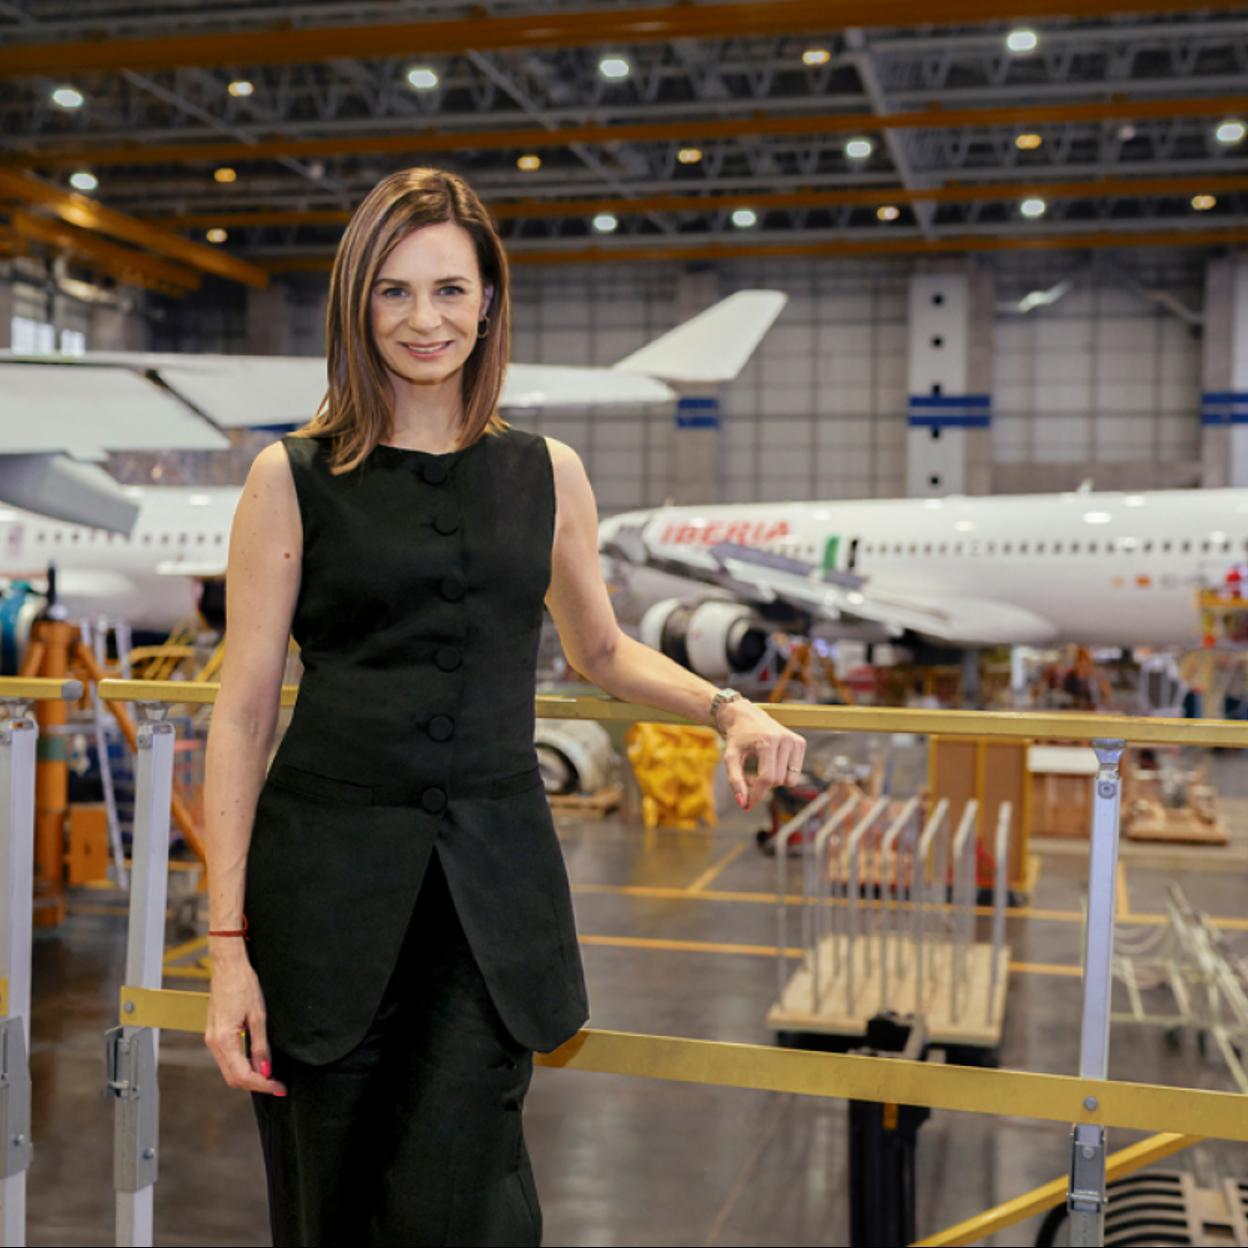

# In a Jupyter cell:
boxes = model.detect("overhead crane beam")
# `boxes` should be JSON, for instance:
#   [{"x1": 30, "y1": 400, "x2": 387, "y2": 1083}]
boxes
[
  {"x1": 0, "y1": 0, "x2": 1243, "y2": 77},
  {"x1": 147, "y1": 173, "x2": 1248, "y2": 232},
  {"x1": 260, "y1": 225, "x2": 1248, "y2": 272},
  {"x1": 11, "y1": 94, "x2": 1248, "y2": 171},
  {"x1": 0, "y1": 170, "x2": 268, "y2": 288},
  {"x1": 7, "y1": 209, "x2": 202, "y2": 295}
]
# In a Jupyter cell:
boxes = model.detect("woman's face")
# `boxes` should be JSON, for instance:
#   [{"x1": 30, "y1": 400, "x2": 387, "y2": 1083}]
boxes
[{"x1": 368, "y1": 220, "x2": 491, "y2": 389}]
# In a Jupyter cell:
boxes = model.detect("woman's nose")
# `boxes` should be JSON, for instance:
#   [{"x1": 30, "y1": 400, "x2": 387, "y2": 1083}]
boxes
[{"x1": 406, "y1": 295, "x2": 440, "y2": 330}]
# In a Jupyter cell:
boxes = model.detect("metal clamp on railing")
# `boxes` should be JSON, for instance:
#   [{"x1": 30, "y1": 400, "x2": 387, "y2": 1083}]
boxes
[
  {"x1": 105, "y1": 1027, "x2": 160, "y2": 1194},
  {"x1": 0, "y1": 677, "x2": 83, "y2": 1248}
]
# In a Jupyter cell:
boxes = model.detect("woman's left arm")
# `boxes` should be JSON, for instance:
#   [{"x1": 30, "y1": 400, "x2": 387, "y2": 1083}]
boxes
[{"x1": 544, "y1": 438, "x2": 805, "y2": 810}]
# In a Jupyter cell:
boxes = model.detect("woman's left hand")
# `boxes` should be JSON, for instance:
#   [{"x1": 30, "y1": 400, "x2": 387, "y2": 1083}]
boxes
[{"x1": 718, "y1": 699, "x2": 807, "y2": 810}]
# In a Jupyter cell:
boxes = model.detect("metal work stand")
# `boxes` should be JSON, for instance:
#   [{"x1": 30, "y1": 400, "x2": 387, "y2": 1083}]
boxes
[
  {"x1": 1067, "y1": 739, "x2": 1126, "y2": 1248},
  {"x1": 848, "y1": 1013, "x2": 930, "y2": 1248},
  {"x1": 107, "y1": 704, "x2": 175, "y2": 1248},
  {"x1": 0, "y1": 700, "x2": 36, "y2": 1248}
]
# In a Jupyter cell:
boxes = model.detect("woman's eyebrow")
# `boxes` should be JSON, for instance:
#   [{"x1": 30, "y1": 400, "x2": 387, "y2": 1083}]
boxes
[{"x1": 373, "y1": 273, "x2": 474, "y2": 286}]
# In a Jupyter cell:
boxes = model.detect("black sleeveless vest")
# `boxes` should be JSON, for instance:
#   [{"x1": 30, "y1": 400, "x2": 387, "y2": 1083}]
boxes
[{"x1": 244, "y1": 427, "x2": 589, "y2": 1066}]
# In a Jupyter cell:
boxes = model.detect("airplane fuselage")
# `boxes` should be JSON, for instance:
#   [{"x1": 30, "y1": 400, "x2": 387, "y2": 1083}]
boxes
[{"x1": 604, "y1": 488, "x2": 1248, "y2": 649}]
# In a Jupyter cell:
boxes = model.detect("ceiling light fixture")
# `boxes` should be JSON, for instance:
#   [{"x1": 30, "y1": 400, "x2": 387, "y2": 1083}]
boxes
[
  {"x1": 406, "y1": 67, "x2": 439, "y2": 90},
  {"x1": 845, "y1": 137, "x2": 873, "y2": 159},
  {"x1": 1192, "y1": 194, "x2": 1217, "y2": 211},
  {"x1": 1015, "y1": 132, "x2": 1043, "y2": 150},
  {"x1": 227, "y1": 79, "x2": 254, "y2": 97},
  {"x1": 516, "y1": 154, "x2": 542, "y2": 171},
  {"x1": 1006, "y1": 28, "x2": 1038, "y2": 54},
  {"x1": 592, "y1": 213, "x2": 618, "y2": 233},
  {"x1": 731, "y1": 208, "x2": 757, "y2": 228},
  {"x1": 206, "y1": 228, "x2": 228, "y2": 244},
  {"x1": 51, "y1": 86, "x2": 84, "y2": 109},
  {"x1": 69, "y1": 171, "x2": 98, "y2": 192},
  {"x1": 1020, "y1": 197, "x2": 1047, "y2": 219},
  {"x1": 1215, "y1": 119, "x2": 1246, "y2": 145},
  {"x1": 677, "y1": 146, "x2": 703, "y2": 164},
  {"x1": 214, "y1": 166, "x2": 237, "y2": 184},
  {"x1": 802, "y1": 48, "x2": 831, "y2": 66},
  {"x1": 598, "y1": 55, "x2": 631, "y2": 80},
  {"x1": 876, "y1": 205, "x2": 900, "y2": 221}
]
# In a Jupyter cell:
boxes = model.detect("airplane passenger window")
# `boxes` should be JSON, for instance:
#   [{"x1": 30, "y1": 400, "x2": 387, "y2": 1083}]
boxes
[
  {"x1": 160, "y1": 534, "x2": 170, "y2": 545},
  {"x1": 908, "y1": 543, "x2": 917, "y2": 555},
  {"x1": 1003, "y1": 541, "x2": 1012, "y2": 554},
  {"x1": 196, "y1": 534, "x2": 206, "y2": 544},
  {"x1": 53, "y1": 532, "x2": 62, "y2": 543},
  {"x1": 1162, "y1": 540, "x2": 1172, "y2": 553},
  {"x1": 1182, "y1": 540, "x2": 1191, "y2": 554},
  {"x1": 1036, "y1": 541, "x2": 1046, "y2": 554},
  {"x1": 1071, "y1": 541, "x2": 1080, "y2": 553},
  {"x1": 1019, "y1": 542, "x2": 1029, "y2": 553},
  {"x1": 954, "y1": 543, "x2": 963, "y2": 555},
  {"x1": 1053, "y1": 541, "x2": 1062, "y2": 554},
  {"x1": 1142, "y1": 540, "x2": 1153, "y2": 554},
  {"x1": 938, "y1": 543, "x2": 947, "y2": 555},
  {"x1": 71, "y1": 532, "x2": 80, "y2": 542},
  {"x1": 1201, "y1": 540, "x2": 1211, "y2": 554},
  {"x1": 894, "y1": 543, "x2": 903, "y2": 555},
  {"x1": 1088, "y1": 541, "x2": 1098, "y2": 553},
  {"x1": 214, "y1": 534, "x2": 224, "y2": 544},
  {"x1": 1223, "y1": 539, "x2": 1232, "y2": 553},
  {"x1": 36, "y1": 531, "x2": 45, "y2": 543}
]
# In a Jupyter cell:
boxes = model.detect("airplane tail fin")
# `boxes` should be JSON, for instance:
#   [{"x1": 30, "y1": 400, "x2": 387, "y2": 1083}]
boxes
[{"x1": 611, "y1": 290, "x2": 787, "y2": 384}]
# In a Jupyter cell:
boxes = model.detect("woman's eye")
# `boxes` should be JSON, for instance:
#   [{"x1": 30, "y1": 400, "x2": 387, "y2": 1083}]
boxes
[
  {"x1": 439, "y1": 285, "x2": 465, "y2": 296},
  {"x1": 381, "y1": 287, "x2": 407, "y2": 298}
]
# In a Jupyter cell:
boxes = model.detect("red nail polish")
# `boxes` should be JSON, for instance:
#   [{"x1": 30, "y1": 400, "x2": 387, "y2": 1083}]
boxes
[
  {"x1": 260, "y1": 1059, "x2": 272, "y2": 1078},
  {"x1": 274, "y1": 1089, "x2": 287, "y2": 1098}
]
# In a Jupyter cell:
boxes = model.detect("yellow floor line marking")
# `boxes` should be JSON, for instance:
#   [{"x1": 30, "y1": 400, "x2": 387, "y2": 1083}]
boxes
[
  {"x1": 687, "y1": 842, "x2": 750, "y2": 894},
  {"x1": 1116, "y1": 861, "x2": 1132, "y2": 918},
  {"x1": 570, "y1": 881, "x2": 1248, "y2": 932},
  {"x1": 162, "y1": 933, "x2": 208, "y2": 966},
  {"x1": 162, "y1": 928, "x2": 1081, "y2": 978}
]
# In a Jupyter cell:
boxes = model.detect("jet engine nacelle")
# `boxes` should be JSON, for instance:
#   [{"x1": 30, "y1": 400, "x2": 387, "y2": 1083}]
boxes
[
  {"x1": 638, "y1": 598, "x2": 767, "y2": 680},
  {"x1": 0, "y1": 582, "x2": 43, "y2": 676}
]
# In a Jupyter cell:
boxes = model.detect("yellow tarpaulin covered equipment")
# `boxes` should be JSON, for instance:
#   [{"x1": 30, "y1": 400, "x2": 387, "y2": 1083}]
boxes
[{"x1": 626, "y1": 722, "x2": 720, "y2": 829}]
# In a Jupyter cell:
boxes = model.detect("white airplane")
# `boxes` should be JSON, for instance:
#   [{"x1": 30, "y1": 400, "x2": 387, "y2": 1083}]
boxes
[
  {"x1": 0, "y1": 292, "x2": 787, "y2": 652},
  {"x1": 0, "y1": 290, "x2": 787, "y2": 530},
  {"x1": 600, "y1": 487, "x2": 1247, "y2": 678}
]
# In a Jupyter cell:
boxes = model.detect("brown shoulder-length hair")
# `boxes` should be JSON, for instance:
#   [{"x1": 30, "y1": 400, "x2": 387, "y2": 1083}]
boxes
[{"x1": 296, "y1": 167, "x2": 510, "y2": 473}]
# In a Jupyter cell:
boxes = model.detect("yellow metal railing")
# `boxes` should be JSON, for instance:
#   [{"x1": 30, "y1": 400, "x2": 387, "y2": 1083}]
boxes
[{"x1": 97, "y1": 678, "x2": 1248, "y2": 1248}]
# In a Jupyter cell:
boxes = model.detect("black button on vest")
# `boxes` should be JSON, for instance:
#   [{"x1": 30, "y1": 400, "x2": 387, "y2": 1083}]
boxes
[
  {"x1": 246, "y1": 429, "x2": 589, "y2": 1067},
  {"x1": 432, "y1": 508, "x2": 459, "y2": 535}
]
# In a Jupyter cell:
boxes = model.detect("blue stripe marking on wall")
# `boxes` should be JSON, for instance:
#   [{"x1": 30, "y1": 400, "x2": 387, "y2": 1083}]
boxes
[
  {"x1": 908, "y1": 414, "x2": 992, "y2": 429},
  {"x1": 676, "y1": 395, "x2": 720, "y2": 429},
  {"x1": 907, "y1": 393, "x2": 992, "y2": 429},
  {"x1": 907, "y1": 393, "x2": 992, "y2": 410},
  {"x1": 1201, "y1": 391, "x2": 1248, "y2": 425}
]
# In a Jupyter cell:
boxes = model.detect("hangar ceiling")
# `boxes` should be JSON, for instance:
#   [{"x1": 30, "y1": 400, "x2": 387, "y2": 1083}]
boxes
[{"x1": 0, "y1": 0, "x2": 1246, "y2": 290}]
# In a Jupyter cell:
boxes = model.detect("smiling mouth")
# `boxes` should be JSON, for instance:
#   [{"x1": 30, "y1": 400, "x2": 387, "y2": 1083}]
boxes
[{"x1": 400, "y1": 341, "x2": 452, "y2": 357}]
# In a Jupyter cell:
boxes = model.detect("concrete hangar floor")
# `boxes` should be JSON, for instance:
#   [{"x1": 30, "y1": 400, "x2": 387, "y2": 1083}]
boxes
[{"x1": 26, "y1": 747, "x2": 1248, "y2": 1246}]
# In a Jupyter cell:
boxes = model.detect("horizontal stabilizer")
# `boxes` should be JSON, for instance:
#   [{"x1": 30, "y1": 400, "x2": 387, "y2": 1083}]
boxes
[{"x1": 612, "y1": 290, "x2": 787, "y2": 384}]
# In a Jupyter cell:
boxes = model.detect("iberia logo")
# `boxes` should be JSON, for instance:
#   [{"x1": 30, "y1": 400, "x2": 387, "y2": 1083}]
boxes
[{"x1": 658, "y1": 519, "x2": 791, "y2": 546}]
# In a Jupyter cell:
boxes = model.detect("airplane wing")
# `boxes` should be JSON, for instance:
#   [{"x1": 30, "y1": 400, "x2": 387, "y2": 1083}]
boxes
[{"x1": 618, "y1": 537, "x2": 1059, "y2": 647}]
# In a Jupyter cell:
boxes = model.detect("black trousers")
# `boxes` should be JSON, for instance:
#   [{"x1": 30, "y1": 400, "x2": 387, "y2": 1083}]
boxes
[{"x1": 251, "y1": 851, "x2": 542, "y2": 1247}]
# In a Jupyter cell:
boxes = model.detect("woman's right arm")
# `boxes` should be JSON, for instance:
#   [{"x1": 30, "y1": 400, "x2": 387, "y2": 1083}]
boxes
[{"x1": 202, "y1": 441, "x2": 302, "y2": 1095}]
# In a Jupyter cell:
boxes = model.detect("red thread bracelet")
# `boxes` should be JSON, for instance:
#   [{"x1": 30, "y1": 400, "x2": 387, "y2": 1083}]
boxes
[{"x1": 208, "y1": 916, "x2": 249, "y2": 938}]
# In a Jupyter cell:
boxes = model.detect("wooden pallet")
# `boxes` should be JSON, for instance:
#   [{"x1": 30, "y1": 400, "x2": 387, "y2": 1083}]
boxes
[
  {"x1": 549, "y1": 784, "x2": 622, "y2": 819},
  {"x1": 768, "y1": 934, "x2": 1010, "y2": 1049}
]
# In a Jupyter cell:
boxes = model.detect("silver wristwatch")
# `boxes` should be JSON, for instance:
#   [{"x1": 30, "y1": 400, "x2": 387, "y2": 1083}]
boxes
[{"x1": 709, "y1": 688, "x2": 744, "y2": 735}]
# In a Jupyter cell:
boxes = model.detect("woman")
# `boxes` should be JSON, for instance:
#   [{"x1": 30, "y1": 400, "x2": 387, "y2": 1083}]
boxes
[{"x1": 203, "y1": 166, "x2": 804, "y2": 1248}]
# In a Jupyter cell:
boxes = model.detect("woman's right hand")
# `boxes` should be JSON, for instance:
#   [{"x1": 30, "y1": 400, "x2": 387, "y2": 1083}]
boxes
[{"x1": 205, "y1": 946, "x2": 288, "y2": 1096}]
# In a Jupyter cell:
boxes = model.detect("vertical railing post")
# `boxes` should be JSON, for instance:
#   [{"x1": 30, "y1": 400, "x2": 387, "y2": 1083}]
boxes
[
  {"x1": 1067, "y1": 739, "x2": 1126, "y2": 1248},
  {"x1": 987, "y1": 803, "x2": 1012, "y2": 1024},
  {"x1": 0, "y1": 699, "x2": 37, "y2": 1248},
  {"x1": 109, "y1": 703, "x2": 176, "y2": 1248}
]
